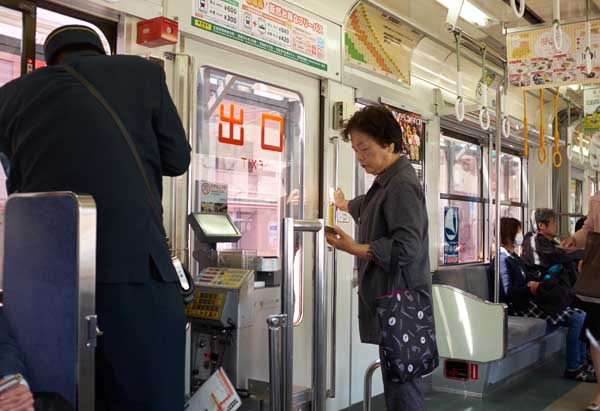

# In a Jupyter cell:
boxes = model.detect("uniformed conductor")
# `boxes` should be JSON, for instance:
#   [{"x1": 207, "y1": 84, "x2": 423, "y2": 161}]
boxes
[{"x1": 0, "y1": 25, "x2": 191, "y2": 410}]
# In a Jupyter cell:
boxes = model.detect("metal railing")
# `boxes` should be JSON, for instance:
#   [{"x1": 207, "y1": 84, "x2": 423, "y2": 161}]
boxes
[{"x1": 363, "y1": 360, "x2": 381, "y2": 411}]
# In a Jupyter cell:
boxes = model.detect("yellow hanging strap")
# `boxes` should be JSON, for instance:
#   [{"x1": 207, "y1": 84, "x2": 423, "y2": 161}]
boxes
[
  {"x1": 553, "y1": 91, "x2": 563, "y2": 168},
  {"x1": 523, "y1": 90, "x2": 528, "y2": 158},
  {"x1": 538, "y1": 89, "x2": 547, "y2": 163}
]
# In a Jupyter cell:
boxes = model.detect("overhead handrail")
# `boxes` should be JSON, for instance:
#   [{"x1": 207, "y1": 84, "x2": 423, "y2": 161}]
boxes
[
  {"x1": 552, "y1": 0, "x2": 563, "y2": 51},
  {"x1": 585, "y1": 0, "x2": 594, "y2": 76},
  {"x1": 523, "y1": 90, "x2": 529, "y2": 158},
  {"x1": 552, "y1": 91, "x2": 563, "y2": 168},
  {"x1": 455, "y1": 31, "x2": 465, "y2": 121},
  {"x1": 538, "y1": 89, "x2": 547, "y2": 164},
  {"x1": 478, "y1": 46, "x2": 490, "y2": 130},
  {"x1": 511, "y1": 0, "x2": 525, "y2": 18}
]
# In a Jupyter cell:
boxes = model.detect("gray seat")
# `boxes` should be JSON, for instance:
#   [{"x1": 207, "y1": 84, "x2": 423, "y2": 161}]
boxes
[
  {"x1": 507, "y1": 316, "x2": 547, "y2": 350},
  {"x1": 433, "y1": 265, "x2": 491, "y2": 301},
  {"x1": 433, "y1": 265, "x2": 548, "y2": 351}
]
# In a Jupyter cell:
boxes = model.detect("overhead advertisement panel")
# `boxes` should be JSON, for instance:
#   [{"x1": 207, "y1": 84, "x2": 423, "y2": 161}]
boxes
[
  {"x1": 191, "y1": 0, "x2": 328, "y2": 71},
  {"x1": 344, "y1": 2, "x2": 423, "y2": 85},
  {"x1": 506, "y1": 19, "x2": 600, "y2": 89}
]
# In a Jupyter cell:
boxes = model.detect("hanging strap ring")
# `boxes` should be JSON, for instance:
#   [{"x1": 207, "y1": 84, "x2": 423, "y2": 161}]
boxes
[
  {"x1": 553, "y1": 20, "x2": 563, "y2": 51},
  {"x1": 502, "y1": 115, "x2": 511, "y2": 138},
  {"x1": 456, "y1": 96, "x2": 465, "y2": 121},
  {"x1": 553, "y1": 149, "x2": 563, "y2": 168},
  {"x1": 567, "y1": 129, "x2": 573, "y2": 160},
  {"x1": 511, "y1": 0, "x2": 526, "y2": 18},
  {"x1": 585, "y1": 47, "x2": 594, "y2": 76},
  {"x1": 538, "y1": 145, "x2": 548, "y2": 164},
  {"x1": 479, "y1": 107, "x2": 490, "y2": 130}
]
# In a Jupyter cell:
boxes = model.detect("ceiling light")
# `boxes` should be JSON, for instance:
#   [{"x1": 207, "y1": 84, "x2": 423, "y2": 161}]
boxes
[{"x1": 436, "y1": 0, "x2": 493, "y2": 27}]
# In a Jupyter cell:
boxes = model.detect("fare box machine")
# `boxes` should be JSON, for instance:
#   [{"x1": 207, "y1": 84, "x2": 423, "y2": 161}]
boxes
[{"x1": 186, "y1": 212, "x2": 256, "y2": 393}]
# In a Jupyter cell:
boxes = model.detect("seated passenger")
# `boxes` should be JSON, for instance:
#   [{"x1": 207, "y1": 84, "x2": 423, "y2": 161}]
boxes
[
  {"x1": 498, "y1": 217, "x2": 594, "y2": 382},
  {"x1": 522, "y1": 208, "x2": 584, "y2": 280},
  {"x1": 0, "y1": 309, "x2": 73, "y2": 411}
]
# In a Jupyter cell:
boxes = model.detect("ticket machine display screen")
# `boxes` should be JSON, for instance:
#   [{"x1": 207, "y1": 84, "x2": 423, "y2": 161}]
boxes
[{"x1": 188, "y1": 213, "x2": 241, "y2": 243}]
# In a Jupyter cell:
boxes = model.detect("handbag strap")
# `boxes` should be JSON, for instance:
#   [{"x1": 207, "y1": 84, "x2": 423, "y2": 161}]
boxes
[
  {"x1": 62, "y1": 64, "x2": 166, "y2": 236},
  {"x1": 390, "y1": 243, "x2": 411, "y2": 290}
]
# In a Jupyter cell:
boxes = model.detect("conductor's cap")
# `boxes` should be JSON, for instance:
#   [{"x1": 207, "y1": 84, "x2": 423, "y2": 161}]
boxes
[{"x1": 44, "y1": 25, "x2": 106, "y2": 64}]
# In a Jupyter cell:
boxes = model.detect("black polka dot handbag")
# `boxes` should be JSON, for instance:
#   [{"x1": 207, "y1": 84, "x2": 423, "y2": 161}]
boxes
[{"x1": 375, "y1": 279, "x2": 439, "y2": 383}]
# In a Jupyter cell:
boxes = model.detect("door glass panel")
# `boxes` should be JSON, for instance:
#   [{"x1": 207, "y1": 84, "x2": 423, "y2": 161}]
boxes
[
  {"x1": 439, "y1": 135, "x2": 481, "y2": 197},
  {"x1": 491, "y1": 152, "x2": 522, "y2": 203},
  {"x1": 439, "y1": 200, "x2": 483, "y2": 264},
  {"x1": 0, "y1": 6, "x2": 22, "y2": 86},
  {"x1": 195, "y1": 67, "x2": 304, "y2": 323},
  {"x1": 35, "y1": 8, "x2": 112, "y2": 69}
]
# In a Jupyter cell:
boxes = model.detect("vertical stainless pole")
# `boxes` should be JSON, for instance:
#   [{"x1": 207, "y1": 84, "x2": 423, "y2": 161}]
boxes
[
  {"x1": 281, "y1": 218, "x2": 295, "y2": 411},
  {"x1": 313, "y1": 221, "x2": 327, "y2": 411},
  {"x1": 268, "y1": 314, "x2": 286, "y2": 411},
  {"x1": 328, "y1": 137, "x2": 339, "y2": 399},
  {"x1": 363, "y1": 360, "x2": 381, "y2": 411},
  {"x1": 494, "y1": 80, "x2": 506, "y2": 303}
]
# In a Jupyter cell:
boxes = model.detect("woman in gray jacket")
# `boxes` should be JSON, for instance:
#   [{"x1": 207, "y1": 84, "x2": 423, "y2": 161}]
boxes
[{"x1": 326, "y1": 105, "x2": 431, "y2": 411}]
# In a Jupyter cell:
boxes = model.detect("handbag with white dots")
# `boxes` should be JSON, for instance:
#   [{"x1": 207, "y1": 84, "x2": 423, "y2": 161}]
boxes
[{"x1": 375, "y1": 267, "x2": 439, "y2": 383}]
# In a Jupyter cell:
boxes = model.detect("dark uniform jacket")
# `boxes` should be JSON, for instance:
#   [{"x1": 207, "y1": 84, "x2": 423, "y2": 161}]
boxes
[
  {"x1": 348, "y1": 156, "x2": 431, "y2": 344},
  {"x1": 496, "y1": 248, "x2": 534, "y2": 313},
  {"x1": 0, "y1": 51, "x2": 191, "y2": 284},
  {"x1": 0, "y1": 309, "x2": 26, "y2": 378}
]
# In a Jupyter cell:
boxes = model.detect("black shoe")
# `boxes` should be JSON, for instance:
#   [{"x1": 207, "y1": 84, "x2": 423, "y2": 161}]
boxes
[{"x1": 564, "y1": 366, "x2": 597, "y2": 383}]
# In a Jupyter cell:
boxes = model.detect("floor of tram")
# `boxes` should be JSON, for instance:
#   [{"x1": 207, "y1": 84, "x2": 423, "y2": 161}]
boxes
[{"x1": 355, "y1": 355, "x2": 593, "y2": 411}]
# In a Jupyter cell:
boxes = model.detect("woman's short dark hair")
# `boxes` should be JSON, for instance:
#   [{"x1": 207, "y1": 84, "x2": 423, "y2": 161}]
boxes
[
  {"x1": 575, "y1": 216, "x2": 587, "y2": 232},
  {"x1": 500, "y1": 217, "x2": 522, "y2": 248},
  {"x1": 342, "y1": 105, "x2": 404, "y2": 153}
]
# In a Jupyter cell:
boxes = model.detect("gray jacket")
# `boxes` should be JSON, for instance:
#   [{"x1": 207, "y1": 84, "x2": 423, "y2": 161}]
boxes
[{"x1": 348, "y1": 156, "x2": 431, "y2": 344}]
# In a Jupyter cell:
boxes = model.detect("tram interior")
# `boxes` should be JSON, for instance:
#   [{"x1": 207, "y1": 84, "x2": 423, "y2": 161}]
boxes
[{"x1": 1, "y1": 0, "x2": 600, "y2": 410}]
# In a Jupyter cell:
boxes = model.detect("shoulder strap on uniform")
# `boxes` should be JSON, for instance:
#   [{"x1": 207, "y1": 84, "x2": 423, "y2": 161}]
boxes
[{"x1": 61, "y1": 64, "x2": 165, "y2": 236}]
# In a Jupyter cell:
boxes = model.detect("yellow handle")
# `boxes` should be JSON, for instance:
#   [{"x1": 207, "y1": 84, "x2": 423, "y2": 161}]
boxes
[
  {"x1": 538, "y1": 145, "x2": 548, "y2": 163},
  {"x1": 553, "y1": 150, "x2": 563, "y2": 168},
  {"x1": 539, "y1": 89, "x2": 546, "y2": 164},
  {"x1": 552, "y1": 90, "x2": 561, "y2": 168}
]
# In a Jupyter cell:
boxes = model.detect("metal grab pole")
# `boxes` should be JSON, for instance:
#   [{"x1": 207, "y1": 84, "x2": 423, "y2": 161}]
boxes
[
  {"x1": 363, "y1": 360, "x2": 381, "y2": 411},
  {"x1": 281, "y1": 219, "x2": 295, "y2": 411},
  {"x1": 267, "y1": 314, "x2": 287, "y2": 411},
  {"x1": 494, "y1": 79, "x2": 506, "y2": 303},
  {"x1": 328, "y1": 136, "x2": 339, "y2": 399},
  {"x1": 313, "y1": 219, "x2": 326, "y2": 411},
  {"x1": 281, "y1": 218, "x2": 326, "y2": 411}
]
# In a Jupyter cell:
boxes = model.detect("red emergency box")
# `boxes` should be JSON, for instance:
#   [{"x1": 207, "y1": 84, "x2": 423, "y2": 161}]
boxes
[{"x1": 137, "y1": 16, "x2": 178, "y2": 47}]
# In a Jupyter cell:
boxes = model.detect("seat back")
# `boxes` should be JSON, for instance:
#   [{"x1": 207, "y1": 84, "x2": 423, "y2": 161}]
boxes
[
  {"x1": 2, "y1": 193, "x2": 97, "y2": 410},
  {"x1": 433, "y1": 265, "x2": 491, "y2": 301}
]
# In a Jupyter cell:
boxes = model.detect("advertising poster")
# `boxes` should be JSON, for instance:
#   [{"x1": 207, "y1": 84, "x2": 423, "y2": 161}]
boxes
[
  {"x1": 193, "y1": 0, "x2": 328, "y2": 71},
  {"x1": 345, "y1": 2, "x2": 422, "y2": 84},
  {"x1": 584, "y1": 87, "x2": 600, "y2": 132},
  {"x1": 386, "y1": 105, "x2": 426, "y2": 184},
  {"x1": 200, "y1": 181, "x2": 229, "y2": 213},
  {"x1": 507, "y1": 19, "x2": 600, "y2": 89},
  {"x1": 444, "y1": 206, "x2": 459, "y2": 265}
]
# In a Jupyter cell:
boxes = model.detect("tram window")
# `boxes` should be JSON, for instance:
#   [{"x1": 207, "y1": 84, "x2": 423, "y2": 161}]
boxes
[
  {"x1": 439, "y1": 134, "x2": 484, "y2": 264},
  {"x1": 439, "y1": 200, "x2": 484, "y2": 264},
  {"x1": 491, "y1": 153, "x2": 522, "y2": 204},
  {"x1": 569, "y1": 178, "x2": 584, "y2": 233},
  {"x1": 439, "y1": 136, "x2": 481, "y2": 197},
  {"x1": 0, "y1": 6, "x2": 22, "y2": 86},
  {"x1": 35, "y1": 8, "x2": 111, "y2": 69},
  {"x1": 196, "y1": 67, "x2": 305, "y2": 324}
]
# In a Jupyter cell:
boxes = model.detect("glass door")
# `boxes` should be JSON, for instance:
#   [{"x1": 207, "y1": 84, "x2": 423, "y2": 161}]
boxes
[{"x1": 184, "y1": 37, "x2": 321, "y2": 392}]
